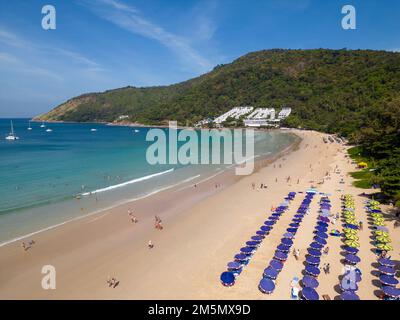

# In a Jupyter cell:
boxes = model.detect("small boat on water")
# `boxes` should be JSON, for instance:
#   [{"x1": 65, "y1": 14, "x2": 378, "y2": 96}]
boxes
[
  {"x1": 90, "y1": 128, "x2": 97, "y2": 132},
  {"x1": 46, "y1": 128, "x2": 53, "y2": 132},
  {"x1": 27, "y1": 120, "x2": 32, "y2": 130},
  {"x1": 40, "y1": 121, "x2": 46, "y2": 128},
  {"x1": 134, "y1": 129, "x2": 139, "y2": 133},
  {"x1": 5, "y1": 120, "x2": 19, "y2": 140}
]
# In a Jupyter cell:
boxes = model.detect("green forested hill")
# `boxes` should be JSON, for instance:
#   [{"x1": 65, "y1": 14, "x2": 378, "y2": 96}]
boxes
[
  {"x1": 37, "y1": 49, "x2": 400, "y2": 204},
  {"x1": 38, "y1": 49, "x2": 400, "y2": 134}
]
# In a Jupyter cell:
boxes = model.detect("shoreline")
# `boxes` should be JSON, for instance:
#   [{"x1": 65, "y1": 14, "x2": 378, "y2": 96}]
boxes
[
  {"x1": 1, "y1": 129, "x2": 397, "y2": 299},
  {"x1": 0, "y1": 130, "x2": 301, "y2": 249}
]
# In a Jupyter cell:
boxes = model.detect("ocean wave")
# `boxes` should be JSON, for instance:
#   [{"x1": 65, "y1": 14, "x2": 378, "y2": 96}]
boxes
[{"x1": 81, "y1": 168, "x2": 174, "y2": 196}]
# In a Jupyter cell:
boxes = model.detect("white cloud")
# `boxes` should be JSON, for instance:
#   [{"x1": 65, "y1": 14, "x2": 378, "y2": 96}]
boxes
[{"x1": 87, "y1": 0, "x2": 213, "y2": 73}]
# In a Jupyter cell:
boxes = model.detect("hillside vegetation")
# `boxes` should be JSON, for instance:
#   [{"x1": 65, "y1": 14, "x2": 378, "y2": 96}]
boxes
[{"x1": 37, "y1": 49, "x2": 400, "y2": 205}]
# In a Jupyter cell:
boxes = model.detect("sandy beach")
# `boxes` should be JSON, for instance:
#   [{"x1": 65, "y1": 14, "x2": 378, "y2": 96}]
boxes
[{"x1": 0, "y1": 129, "x2": 398, "y2": 300}]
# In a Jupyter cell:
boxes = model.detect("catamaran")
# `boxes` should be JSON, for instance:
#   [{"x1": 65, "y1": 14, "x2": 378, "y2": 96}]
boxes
[
  {"x1": 5, "y1": 120, "x2": 19, "y2": 140},
  {"x1": 27, "y1": 120, "x2": 32, "y2": 130},
  {"x1": 40, "y1": 121, "x2": 46, "y2": 128}
]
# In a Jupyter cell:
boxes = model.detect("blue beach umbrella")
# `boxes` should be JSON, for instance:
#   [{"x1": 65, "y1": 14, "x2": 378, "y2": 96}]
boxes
[
  {"x1": 277, "y1": 244, "x2": 290, "y2": 252},
  {"x1": 220, "y1": 272, "x2": 235, "y2": 286},
  {"x1": 340, "y1": 277, "x2": 358, "y2": 292},
  {"x1": 240, "y1": 247, "x2": 254, "y2": 254},
  {"x1": 256, "y1": 230, "x2": 267, "y2": 236},
  {"x1": 270, "y1": 260, "x2": 283, "y2": 271},
  {"x1": 263, "y1": 267, "x2": 278, "y2": 280},
  {"x1": 234, "y1": 254, "x2": 247, "y2": 262},
  {"x1": 378, "y1": 258, "x2": 396, "y2": 268},
  {"x1": 292, "y1": 218, "x2": 302, "y2": 223},
  {"x1": 264, "y1": 221, "x2": 275, "y2": 226},
  {"x1": 260, "y1": 226, "x2": 271, "y2": 232},
  {"x1": 283, "y1": 232, "x2": 295, "y2": 239},
  {"x1": 382, "y1": 286, "x2": 400, "y2": 298},
  {"x1": 379, "y1": 275, "x2": 399, "y2": 286},
  {"x1": 345, "y1": 254, "x2": 361, "y2": 265},
  {"x1": 259, "y1": 278, "x2": 275, "y2": 294},
  {"x1": 315, "y1": 226, "x2": 328, "y2": 233},
  {"x1": 317, "y1": 221, "x2": 329, "y2": 228},
  {"x1": 251, "y1": 236, "x2": 263, "y2": 242},
  {"x1": 314, "y1": 237, "x2": 327, "y2": 246},
  {"x1": 316, "y1": 232, "x2": 328, "y2": 239},
  {"x1": 310, "y1": 242, "x2": 324, "y2": 250},
  {"x1": 269, "y1": 216, "x2": 279, "y2": 221},
  {"x1": 274, "y1": 251, "x2": 288, "y2": 261},
  {"x1": 281, "y1": 238, "x2": 293, "y2": 246},
  {"x1": 378, "y1": 266, "x2": 396, "y2": 276},
  {"x1": 305, "y1": 265, "x2": 320, "y2": 277},
  {"x1": 340, "y1": 292, "x2": 360, "y2": 300},
  {"x1": 246, "y1": 241, "x2": 259, "y2": 247},
  {"x1": 345, "y1": 224, "x2": 359, "y2": 230},
  {"x1": 301, "y1": 287, "x2": 319, "y2": 300},
  {"x1": 227, "y1": 261, "x2": 241, "y2": 270},
  {"x1": 306, "y1": 256, "x2": 320, "y2": 266},
  {"x1": 294, "y1": 214, "x2": 304, "y2": 219},
  {"x1": 343, "y1": 246, "x2": 359, "y2": 254},
  {"x1": 307, "y1": 248, "x2": 322, "y2": 257},
  {"x1": 272, "y1": 213, "x2": 281, "y2": 217},
  {"x1": 290, "y1": 223, "x2": 300, "y2": 228},
  {"x1": 302, "y1": 275, "x2": 319, "y2": 289},
  {"x1": 287, "y1": 228, "x2": 298, "y2": 233}
]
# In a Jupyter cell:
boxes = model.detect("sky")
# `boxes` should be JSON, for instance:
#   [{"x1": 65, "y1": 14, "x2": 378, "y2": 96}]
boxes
[{"x1": 0, "y1": 0, "x2": 399, "y2": 117}]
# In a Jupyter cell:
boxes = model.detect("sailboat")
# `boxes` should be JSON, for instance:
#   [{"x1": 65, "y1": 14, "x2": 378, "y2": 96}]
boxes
[
  {"x1": 27, "y1": 120, "x2": 32, "y2": 130},
  {"x1": 5, "y1": 120, "x2": 19, "y2": 140},
  {"x1": 40, "y1": 121, "x2": 46, "y2": 128}
]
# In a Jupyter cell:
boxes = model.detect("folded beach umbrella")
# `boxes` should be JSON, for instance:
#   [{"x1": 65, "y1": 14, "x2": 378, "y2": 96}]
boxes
[
  {"x1": 281, "y1": 238, "x2": 293, "y2": 246},
  {"x1": 259, "y1": 278, "x2": 275, "y2": 294},
  {"x1": 270, "y1": 259, "x2": 283, "y2": 271},
  {"x1": 305, "y1": 265, "x2": 320, "y2": 277},
  {"x1": 314, "y1": 237, "x2": 327, "y2": 246},
  {"x1": 263, "y1": 267, "x2": 278, "y2": 280},
  {"x1": 316, "y1": 232, "x2": 328, "y2": 239},
  {"x1": 274, "y1": 251, "x2": 288, "y2": 261},
  {"x1": 301, "y1": 287, "x2": 319, "y2": 300},
  {"x1": 306, "y1": 256, "x2": 320, "y2": 266},
  {"x1": 379, "y1": 275, "x2": 399, "y2": 287},
  {"x1": 220, "y1": 272, "x2": 235, "y2": 286},
  {"x1": 378, "y1": 258, "x2": 396, "y2": 268},
  {"x1": 302, "y1": 275, "x2": 319, "y2": 289},
  {"x1": 378, "y1": 266, "x2": 396, "y2": 276},
  {"x1": 340, "y1": 291, "x2": 360, "y2": 300},
  {"x1": 382, "y1": 286, "x2": 400, "y2": 298},
  {"x1": 310, "y1": 242, "x2": 324, "y2": 250},
  {"x1": 307, "y1": 248, "x2": 322, "y2": 257},
  {"x1": 227, "y1": 261, "x2": 242, "y2": 270},
  {"x1": 251, "y1": 236, "x2": 263, "y2": 242}
]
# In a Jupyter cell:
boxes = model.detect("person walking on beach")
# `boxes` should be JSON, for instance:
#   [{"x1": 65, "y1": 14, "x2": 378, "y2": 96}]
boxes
[
  {"x1": 148, "y1": 240, "x2": 154, "y2": 249},
  {"x1": 293, "y1": 248, "x2": 300, "y2": 260},
  {"x1": 252, "y1": 182, "x2": 255, "y2": 190},
  {"x1": 359, "y1": 221, "x2": 363, "y2": 231}
]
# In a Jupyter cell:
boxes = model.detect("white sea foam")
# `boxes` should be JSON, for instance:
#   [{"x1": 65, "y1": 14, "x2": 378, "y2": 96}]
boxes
[{"x1": 81, "y1": 168, "x2": 174, "y2": 196}]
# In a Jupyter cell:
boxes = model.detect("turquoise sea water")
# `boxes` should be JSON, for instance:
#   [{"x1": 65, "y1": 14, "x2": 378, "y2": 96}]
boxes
[{"x1": 0, "y1": 119, "x2": 297, "y2": 244}]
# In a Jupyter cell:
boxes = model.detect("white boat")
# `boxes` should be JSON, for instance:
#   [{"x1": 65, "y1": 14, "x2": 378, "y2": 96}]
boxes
[
  {"x1": 5, "y1": 120, "x2": 19, "y2": 140},
  {"x1": 40, "y1": 121, "x2": 46, "y2": 128},
  {"x1": 46, "y1": 128, "x2": 53, "y2": 132},
  {"x1": 134, "y1": 129, "x2": 139, "y2": 133},
  {"x1": 27, "y1": 120, "x2": 32, "y2": 130},
  {"x1": 90, "y1": 128, "x2": 97, "y2": 132}
]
